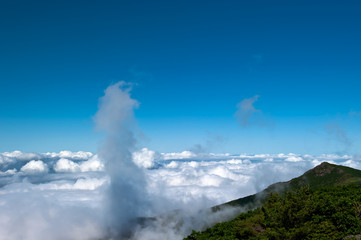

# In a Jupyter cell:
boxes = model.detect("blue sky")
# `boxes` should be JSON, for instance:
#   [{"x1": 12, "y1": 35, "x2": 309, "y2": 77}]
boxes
[{"x1": 1, "y1": 0, "x2": 361, "y2": 154}]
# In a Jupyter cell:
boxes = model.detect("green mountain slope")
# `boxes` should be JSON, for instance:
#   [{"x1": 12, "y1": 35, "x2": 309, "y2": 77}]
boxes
[
  {"x1": 187, "y1": 162, "x2": 361, "y2": 240},
  {"x1": 288, "y1": 162, "x2": 361, "y2": 189},
  {"x1": 217, "y1": 162, "x2": 361, "y2": 210}
]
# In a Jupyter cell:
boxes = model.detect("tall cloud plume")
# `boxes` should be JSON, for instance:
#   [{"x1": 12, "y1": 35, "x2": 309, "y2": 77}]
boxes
[{"x1": 94, "y1": 81, "x2": 148, "y2": 237}]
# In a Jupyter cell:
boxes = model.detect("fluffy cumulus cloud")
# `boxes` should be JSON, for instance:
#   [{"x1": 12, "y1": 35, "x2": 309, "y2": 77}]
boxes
[
  {"x1": 54, "y1": 158, "x2": 80, "y2": 172},
  {"x1": 132, "y1": 148, "x2": 158, "y2": 168},
  {"x1": 53, "y1": 156, "x2": 104, "y2": 173},
  {"x1": 45, "y1": 150, "x2": 93, "y2": 160},
  {"x1": 162, "y1": 150, "x2": 196, "y2": 160},
  {"x1": 1, "y1": 149, "x2": 361, "y2": 239},
  {"x1": 58, "y1": 150, "x2": 93, "y2": 160},
  {"x1": 79, "y1": 155, "x2": 104, "y2": 172},
  {"x1": 20, "y1": 160, "x2": 48, "y2": 174},
  {"x1": 2, "y1": 151, "x2": 43, "y2": 161}
]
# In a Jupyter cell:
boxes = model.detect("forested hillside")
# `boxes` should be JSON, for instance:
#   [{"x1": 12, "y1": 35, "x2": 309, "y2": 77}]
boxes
[
  {"x1": 186, "y1": 185, "x2": 361, "y2": 239},
  {"x1": 186, "y1": 163, "x2": 361, "y2": 239}
]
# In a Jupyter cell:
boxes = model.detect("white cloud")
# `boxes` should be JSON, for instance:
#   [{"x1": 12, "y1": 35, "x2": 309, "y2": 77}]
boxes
[
  {"x1": 44, "y1": 151, "x2": 93, "y2": 160},
  {"x1": 0, "y1": 181, "x2": 105, "y2": 240},
  {"x1": 133, "y1": 148, "x2": 158, "y2": 168},
  {"x1": 79, "y1": 155, "x2": 104, "y2": 172},
  {"x1": 54, "y1": 156, "x2": 104, "y2": 173},
  {"x1": 165, "y1": 161, "x2": 179, "y2": 169},
  {"x1": 58, "y1": 151, "x2": 93, "y2": 160},
  {"x1": 35, "y1": 178, "x2": 108, "y2": 191},
  {"x1": 54, "y1": 158, "x2": 80, "y2": 173},
  {"x1": 162, "y1": 151, "x2": 196, "y2": 160},
  {"x1": 71, "y1": 178, "x2": 107, "y2": 190},
  {"x1": 2, "y1": 151, "x2": 43, "y2": 161},
  {"x1": 285, "y1": 156, "x2": 303, "y2": 162},
  {"x1": 0, "y1": 154, "x2": 14, "y2": 165},
  {"x1": 20, "y1": 160, "x2": 48, "y2": 175},
  {"x1": 0, "y1": 168, "x2": 17, "y2": 176}
]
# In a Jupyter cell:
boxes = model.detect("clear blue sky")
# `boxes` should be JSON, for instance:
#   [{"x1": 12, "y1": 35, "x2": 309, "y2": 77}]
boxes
[{"x1": 1, "y1": 0, "x2": 361, "y2": 154}]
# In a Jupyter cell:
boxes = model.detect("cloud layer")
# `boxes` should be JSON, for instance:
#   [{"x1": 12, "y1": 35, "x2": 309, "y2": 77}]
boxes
[{"x1": 1, "y1": 149, "x2": 361, "y2": 239}]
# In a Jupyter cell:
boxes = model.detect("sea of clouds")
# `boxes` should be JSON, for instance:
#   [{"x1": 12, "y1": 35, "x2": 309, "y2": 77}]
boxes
[{"x1": 1, "y1": 149, "x2": 361, "y2": 239}]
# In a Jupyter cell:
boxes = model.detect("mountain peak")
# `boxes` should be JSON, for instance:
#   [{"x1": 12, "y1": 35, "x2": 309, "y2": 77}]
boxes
[{"x1": 305, "y1": 162, "x2": 342, "y2": 177}]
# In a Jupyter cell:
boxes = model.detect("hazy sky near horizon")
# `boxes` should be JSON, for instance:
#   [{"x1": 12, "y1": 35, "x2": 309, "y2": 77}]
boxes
[{"x1": 1, "y1": 0, "x2": 361, "y2": 154}]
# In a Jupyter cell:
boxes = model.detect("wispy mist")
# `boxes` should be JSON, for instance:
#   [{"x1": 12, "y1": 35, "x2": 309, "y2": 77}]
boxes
[
  {"x1": 325, "y1": 123, "x2": 353, "y2": 154},
  {"x1": 235, "y1": 95, "x2": 262, "y2": 127}
]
